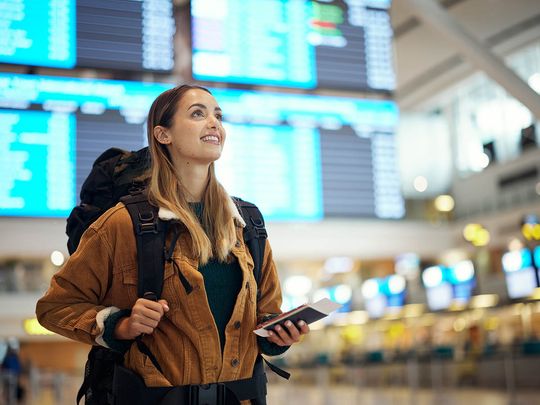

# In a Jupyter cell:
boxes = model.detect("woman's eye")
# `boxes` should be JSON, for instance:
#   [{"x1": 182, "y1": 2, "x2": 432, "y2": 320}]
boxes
[
  {"x1": 192, "y1": 110, "x2": 204, "y2": 118},
  {"x1": 216, "y1": 113, "x2": 223, "y2": 121}
]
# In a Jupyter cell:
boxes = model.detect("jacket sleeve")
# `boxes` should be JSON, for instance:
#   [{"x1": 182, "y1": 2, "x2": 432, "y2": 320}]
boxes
[
  {"x1": 256, "y1": 239, "x2": 290, "y2": 356},
  {"x1": 35, "y1": 225, "x2": 116, "y2": 346}
]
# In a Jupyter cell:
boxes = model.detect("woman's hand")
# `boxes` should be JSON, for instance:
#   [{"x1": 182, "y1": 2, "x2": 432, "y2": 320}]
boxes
[
  {"x1": 266, "y1": 320, "x2": 310, "y2": 347},
  {"x1": 114, "y1": 298, "x2": 169, "y2": 340}
]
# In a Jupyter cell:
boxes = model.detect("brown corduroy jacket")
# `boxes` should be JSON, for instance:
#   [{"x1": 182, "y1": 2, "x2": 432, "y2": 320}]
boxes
[{"x1": 36, "y1": 201, "x2": 284, "y2": 388}]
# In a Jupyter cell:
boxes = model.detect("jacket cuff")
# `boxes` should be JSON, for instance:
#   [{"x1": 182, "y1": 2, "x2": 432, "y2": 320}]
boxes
[
  {"x1": 258, "y1": 336, "x2": 290, "y2": 356},
  {"x1": 95, "y1": 307, "x2": 132, "y2": 354}
]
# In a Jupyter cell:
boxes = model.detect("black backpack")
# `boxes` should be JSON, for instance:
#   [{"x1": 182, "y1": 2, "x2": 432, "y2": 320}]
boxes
[{"x1": 67, "y1": 147, "x2": 280, "y2": 405}]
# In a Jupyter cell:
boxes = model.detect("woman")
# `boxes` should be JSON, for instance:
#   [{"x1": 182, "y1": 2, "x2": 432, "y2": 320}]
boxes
[{"x1": 36, "y1": 85, "x2": 309, "y2": 404}]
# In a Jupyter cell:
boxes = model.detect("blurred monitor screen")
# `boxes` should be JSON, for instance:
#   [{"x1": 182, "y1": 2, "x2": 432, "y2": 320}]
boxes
[
  {"x1": 191, "y1": 0, "x2": 395, "y2": 92},
  {"x1": 448, "y1": 260, "x2": 476, "y2": 303},
  {"x1": 0, "y1": 73, "x2": 403, "y2": 221},
  {"x1": 313, "y1": 285, "x2": 352, "y2": 313},
  {"x1": 380, "y1": 275, "x2": 406, "y2": 308},
  {"x1": 452, "y1": 281, "x2": 475, "y2": 303},
  {"x1": 502, "y1": 249, "x2": 538, "y2": 299},
  {"x1": 426, "y1": 283, "x2": 453, "y2": 311},
  {"x1": 0, "y1": 0, "x2": 174, "y2": 72},
  {"x1": 505, "y1": 268, "x2": 537, "y2": 299},
  {"x1": 365, "y1": 294, "x2": 386, "y2": 319}
]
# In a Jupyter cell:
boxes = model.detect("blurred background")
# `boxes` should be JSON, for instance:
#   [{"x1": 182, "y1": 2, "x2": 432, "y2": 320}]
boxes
[{"x1": 0, "y1": 0, "x2": 540, "y2": 404}]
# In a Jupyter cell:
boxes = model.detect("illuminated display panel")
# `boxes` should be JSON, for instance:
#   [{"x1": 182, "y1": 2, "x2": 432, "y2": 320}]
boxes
[
  {"x1": 422, "y1": 263, "x2": 476, "y2": 310},
  {"x1": 362, "y1": 275, "x2": 406, "y2": 318},
  {"x1": 0, "y1": 109, "x2": 75, "y2": 217},
  {"x1": 0, "y1": 0, "x2": 174, "y2": 72},
  {"x1": 191, "y1": 0, "x2": 395, "y2": 91},
  {"x1": 0, "y1": 73, "x2": 403, "y2": 220},
  {"x1": 0, "y1": 0, "x2": 76, "y2": 68},
  {"x1": 502, "y1": 249, "x2": 539, "y2": 299},
  {"x1": 211, "y1": 88, "x2": 403, "y2": 220},
  {"x1": 0, "y1": 74, "x2": 170, "y2": 218},
  {"x1": 426, "y1": 284, "x2": 453, "y2": 311}
]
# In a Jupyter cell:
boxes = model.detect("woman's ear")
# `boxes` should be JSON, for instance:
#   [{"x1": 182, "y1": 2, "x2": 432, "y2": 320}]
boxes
[{"x1": 154, "y1": 126, "x2": 171, "y2": 145}]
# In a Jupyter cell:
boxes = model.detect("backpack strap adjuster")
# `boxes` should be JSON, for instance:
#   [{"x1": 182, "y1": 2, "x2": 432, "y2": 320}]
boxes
[
  {"x1": 188, "y1": 382, "x2": 226, "y2": 405},
  {"x1": 250, "y1": 217, "x2": 268, "y2": 239},
  {"x1": 137, "y1": 221, "x2": 159, "y2": 235},
  {"x1": 135, "y1": 209, "x2": 159, "y2": 235}
]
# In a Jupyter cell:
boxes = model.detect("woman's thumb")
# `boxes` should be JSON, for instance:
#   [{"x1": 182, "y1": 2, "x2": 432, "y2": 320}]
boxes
[{"x1": 159, "y1": 299, "x2": 169, "y2": 312}]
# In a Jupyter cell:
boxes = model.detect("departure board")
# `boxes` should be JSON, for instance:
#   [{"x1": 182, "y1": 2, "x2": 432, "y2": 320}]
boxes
[
  {"x1": 0, "y1": 0, "x2": 175, "y2": 72},
  {"x1": 0, "y1": 73, "x2": 403, "y2": 220},
  {"x1": 217, "y1": 125, "x2": 323, "y2": 221},
  {"x1": 0, "y1": 0, "x2": 76, "y2": 68},
  {"x1": 191, "y1": 0, "x2": 395, "y2": 91},
  {"x1": 0, "y1": 109, "x2": 75, "y2": 217},
  {"x1": 211, "y1": 87, "x2": 403, "y2": 219}
]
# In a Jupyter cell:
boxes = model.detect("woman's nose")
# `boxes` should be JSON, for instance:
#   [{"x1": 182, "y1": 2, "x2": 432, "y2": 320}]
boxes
[{"x1": 207, "y1": 115, "x2": 218, "y2": 127}]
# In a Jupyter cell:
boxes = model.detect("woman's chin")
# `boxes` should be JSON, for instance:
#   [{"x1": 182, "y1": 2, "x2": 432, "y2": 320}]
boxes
[{"x1": 200, "y1": 151, "x2": 223, "y2": 164}]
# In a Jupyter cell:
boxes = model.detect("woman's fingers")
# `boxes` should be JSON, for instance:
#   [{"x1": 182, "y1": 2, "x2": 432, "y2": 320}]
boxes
[
  {"x1": 266, "y1": 320, "x2": 311, "y2": 346},
  {"x1": 126, "y1": 298, "x2": 169, "y2": 337},
  {"x1": 298, "y1": 320, "x2": 310, "y2": 334}
]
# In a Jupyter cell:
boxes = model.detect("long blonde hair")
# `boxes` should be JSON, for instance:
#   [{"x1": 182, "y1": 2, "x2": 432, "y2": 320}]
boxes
[{"x1": 146, "y1": 85, "x2": 237, "y2": 264}]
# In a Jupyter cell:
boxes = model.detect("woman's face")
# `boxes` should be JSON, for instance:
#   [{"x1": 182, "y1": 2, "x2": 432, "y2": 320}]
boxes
[{"x1": 155, "y1": 88, "x2": 226, "y2": 165}]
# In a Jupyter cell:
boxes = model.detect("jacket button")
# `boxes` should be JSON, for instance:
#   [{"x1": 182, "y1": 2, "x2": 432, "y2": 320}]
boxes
[
  {"x1": 235, "y1": 240, "x2": 241, "y2": 247},
  {"x1": 234, "y1": 321, "x2": 241, "y2": 329},
  {"x1": 231, "y1": 358, "x2": 239, "y2": 367}
]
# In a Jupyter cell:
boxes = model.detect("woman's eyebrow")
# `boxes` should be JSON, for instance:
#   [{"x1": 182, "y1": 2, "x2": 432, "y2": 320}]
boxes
[{"x1": 188, "y1": 103, "x2": 222, "y2": 112}]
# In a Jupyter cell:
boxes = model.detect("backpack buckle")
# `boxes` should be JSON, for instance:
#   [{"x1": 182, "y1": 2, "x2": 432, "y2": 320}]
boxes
[
  {"x1": 250, "y1": 217, "x2": 267, "y2": 239},
  {"x1": 137, "y1": 222, "x2": 158, "y2": 234},
  {"x1": 188, "y1": 382, "x2": 226, "y2": 405},
  {"x1": 137, "y1": 211, "x2": 158, "y2": 234}
]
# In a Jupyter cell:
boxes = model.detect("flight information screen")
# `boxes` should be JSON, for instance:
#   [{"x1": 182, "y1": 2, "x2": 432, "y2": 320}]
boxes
[
  {"x1": 0, "y1": 109, "x2": 75, "y2": 217},
  {"x1": 0, "y1": 0, "x2": 76, "y2": 68},
  {"x1": 191, "y1": 0, "x2": 395, "y2": 91},
  {"x1": 0, "y1": 73, "x2": 403, "y2": 220},
  {"x1": 0, "y1": 0, "x2": 175, "y2": 72}
]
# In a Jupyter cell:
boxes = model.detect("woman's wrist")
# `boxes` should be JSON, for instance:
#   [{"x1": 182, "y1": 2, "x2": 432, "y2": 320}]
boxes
[
  {"x1": 113, "y1": 316, "x2": 131, "y2": 340},
  {"x1": 102, "y1": 309, "x2": 133, "y2": 353}
]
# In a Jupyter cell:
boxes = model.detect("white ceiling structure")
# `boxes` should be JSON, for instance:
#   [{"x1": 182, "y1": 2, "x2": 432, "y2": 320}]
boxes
[{"x1": 392, "y1": 0, "x2": 540, "y2": 110}]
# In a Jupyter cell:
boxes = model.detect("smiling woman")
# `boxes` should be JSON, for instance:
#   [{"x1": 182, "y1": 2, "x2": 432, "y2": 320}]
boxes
[
  {"x1": 155, "y1": 90, "x2": 226, "y2": 168},
  {"x1": 36, "y1": 84, "x2": 311, "y2": 405},
  {"x1": 146, "y1": 85, "x2": 236, "y2": 264}
]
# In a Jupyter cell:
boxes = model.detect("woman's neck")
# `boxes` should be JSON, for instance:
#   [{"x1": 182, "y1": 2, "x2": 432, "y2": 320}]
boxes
[{"x1": 173, "y1": 161, "x2": 209, "y2": 202}]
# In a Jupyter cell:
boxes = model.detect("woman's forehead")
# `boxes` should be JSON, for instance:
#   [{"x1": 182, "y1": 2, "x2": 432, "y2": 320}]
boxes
[{"x1": 178, "y1": 89, "x2": 220, "y2": 110}]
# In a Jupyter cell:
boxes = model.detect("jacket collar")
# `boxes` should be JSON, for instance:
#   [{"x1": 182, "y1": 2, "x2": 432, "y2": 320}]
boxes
[{"x1": 157, "y1": 197, "x2": 246, "y2": 228}]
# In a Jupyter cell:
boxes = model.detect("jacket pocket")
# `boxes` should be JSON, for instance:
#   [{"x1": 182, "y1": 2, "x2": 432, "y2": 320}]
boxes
[
  {"x1": 121, "y1": 262, "x2": 176, "y2": 303},
  {"x1": 120, "y1": 265, "x2": 138, "y2": 304}
]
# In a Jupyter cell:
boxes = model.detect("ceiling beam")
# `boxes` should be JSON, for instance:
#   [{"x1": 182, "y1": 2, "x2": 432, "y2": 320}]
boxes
[{"x1": 402, "y1": 0, "x2": 540, "y2": 119}]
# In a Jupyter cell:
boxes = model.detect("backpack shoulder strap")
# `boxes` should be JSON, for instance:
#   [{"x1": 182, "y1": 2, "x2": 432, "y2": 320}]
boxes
[
  {"x1": 119, "y1": 190, "x2": 167, "y2": 374},
  {"x1": 119, "y1": 191, "x2": 167, "y2": 299},
  {"x1": 232, "y1": 197, "x2": 267, "y2": 301},
  {"x1": 233, "y1": 198, "x2": 291, "y2": 380}
]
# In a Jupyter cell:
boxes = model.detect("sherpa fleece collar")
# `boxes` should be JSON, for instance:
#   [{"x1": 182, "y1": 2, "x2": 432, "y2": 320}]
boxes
[{"x1": 157, "y1": 197, "x2": 246, "y2": 227}]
